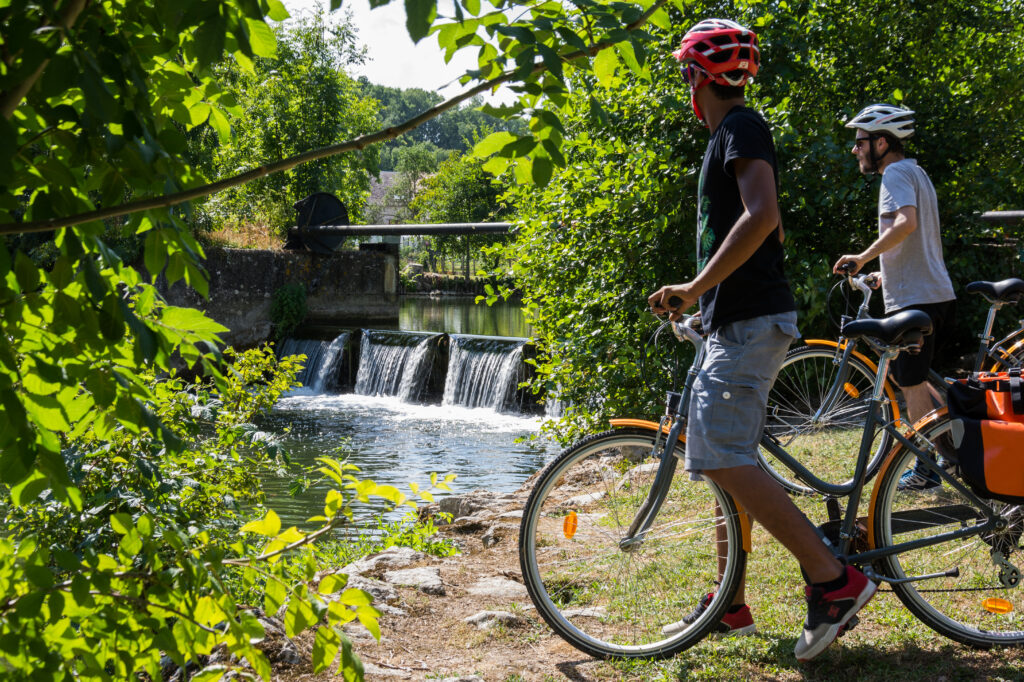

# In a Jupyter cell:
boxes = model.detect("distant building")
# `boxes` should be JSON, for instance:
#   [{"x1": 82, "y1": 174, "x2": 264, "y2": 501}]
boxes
[{"x1": 366, "y1": 171, "x2": 402, "y2": 224}]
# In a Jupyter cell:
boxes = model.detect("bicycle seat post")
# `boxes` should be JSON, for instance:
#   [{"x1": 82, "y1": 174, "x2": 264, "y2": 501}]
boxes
[{"x1": 974, "y1": 301, "x2": 1004, "y2": 373}]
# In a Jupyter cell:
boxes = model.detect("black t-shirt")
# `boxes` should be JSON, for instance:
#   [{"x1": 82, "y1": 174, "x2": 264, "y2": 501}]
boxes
[{"x1": 696, "y1": 106, "x2": 796, "y2": 331}]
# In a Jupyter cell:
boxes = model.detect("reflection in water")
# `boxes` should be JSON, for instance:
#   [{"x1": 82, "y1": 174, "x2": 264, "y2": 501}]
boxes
[
  {"x1": 399, "y1": 297, "x2": 531, "y2": 338},
  {"x1": 260, "y1": 392, "x2": 556, "y2": 530}
]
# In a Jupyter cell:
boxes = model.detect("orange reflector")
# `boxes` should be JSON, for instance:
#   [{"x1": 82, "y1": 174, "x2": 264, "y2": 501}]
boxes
[
  {"x1": 563, "y1": 511, "x2": 578, "y2": 539},
  {"x1": 843, "y1": 382, "x2": 860, "y2": 399},
  {"x1": 983, "y1": 598, "x2": 1013, "y2": 614}
]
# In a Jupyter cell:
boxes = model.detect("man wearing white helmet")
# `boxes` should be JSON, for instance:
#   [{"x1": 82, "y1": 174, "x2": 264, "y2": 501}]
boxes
[
  {"x1": 833, "y1": 103, "x2": 957, "y2": 490},
  {"x1": 651, "y1": 18, "x2": 876, "y2": 662}
]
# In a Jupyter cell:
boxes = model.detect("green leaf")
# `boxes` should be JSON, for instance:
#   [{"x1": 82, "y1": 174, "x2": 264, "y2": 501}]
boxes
[
  {"x1": 244, "y1": 18, "x2": 277, "y2": 57},
  {"x1": 284, "y1": 593, "x2": 317, "y2": 636},
  {"x1": 160, "y1": 306, "x2": 228, "y2": 335},
  {"x1": 593, "y1": 48, "x2": 619, "y2": 87},
  {"x1": 318, "y1": 573, "x2": 347, "y2": 595},
  {"x1": 266, "y1": 0, "x2": 290, "y2": 21},
  {"x1": 241, "y1": 509, "x2": 281, "y2": 536},
  {"x1": 110, "y1": 513, "x2": 133, "y2": 535},
  {"x1": 404, "y1": 0, "x2": 436, "y2": 43},
  {"x1": 472, "y1": 131, "x2": 517, "y2": 158},
  {"x1": 10, "y1": 471, "x2": 48, "y2": 507},
  {"x1": 313, "y1": 626, "x2": 341, "y2": 673},
  {"x1": 532, "y1": 156, "x2": 553, "y2": 186}
]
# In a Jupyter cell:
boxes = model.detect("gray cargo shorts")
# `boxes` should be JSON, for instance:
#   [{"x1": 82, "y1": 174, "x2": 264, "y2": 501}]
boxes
[{"x1": 684, "y1": 311, "x2": 798, "y2": 480}]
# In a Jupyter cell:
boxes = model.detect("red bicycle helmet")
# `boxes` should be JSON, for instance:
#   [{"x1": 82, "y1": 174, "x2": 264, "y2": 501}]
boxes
[{"x1": 673, "y1": 19, "x2": 760, "y2": 87}]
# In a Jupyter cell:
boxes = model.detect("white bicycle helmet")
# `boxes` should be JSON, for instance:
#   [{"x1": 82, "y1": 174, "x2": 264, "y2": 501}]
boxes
[{"x1": 845, "y1": 103, "x2": 915, "y2": 139}]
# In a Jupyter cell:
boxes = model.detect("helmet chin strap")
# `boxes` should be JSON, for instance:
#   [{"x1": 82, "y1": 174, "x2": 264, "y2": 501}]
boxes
[
  {"x1": 867, "y1": 135, "x2": 892, "y2": 174},
  {"x1": 690, "y1": 77, "x2": 712, "y2": 126}
]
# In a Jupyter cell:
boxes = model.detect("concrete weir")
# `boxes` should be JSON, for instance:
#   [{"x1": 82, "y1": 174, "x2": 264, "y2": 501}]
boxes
[{"x1": 153, "y1": 247, "x2": 398, "y2": 347}]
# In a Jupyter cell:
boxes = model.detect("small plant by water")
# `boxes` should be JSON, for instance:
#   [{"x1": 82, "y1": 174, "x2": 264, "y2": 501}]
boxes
[{"x1": 271, "y1": 281, "x2": 307, "y2": 340}]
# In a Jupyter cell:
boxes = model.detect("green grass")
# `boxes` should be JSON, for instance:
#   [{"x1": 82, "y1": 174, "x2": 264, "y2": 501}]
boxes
[{"x1": 533, "y1": 424, "x2": 1024, "y2": 680}]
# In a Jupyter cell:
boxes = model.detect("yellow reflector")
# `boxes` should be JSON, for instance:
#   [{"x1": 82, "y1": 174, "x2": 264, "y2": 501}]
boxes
[
  {"x1": 563, "y1": 511, "x2": 578, "y2": 539},
  {"x1": 843, "y1": 382, "x2": 860, "y2": 399},
  {"x1": 983, "y1": 598, "x2": 1013, "y2": 614}
]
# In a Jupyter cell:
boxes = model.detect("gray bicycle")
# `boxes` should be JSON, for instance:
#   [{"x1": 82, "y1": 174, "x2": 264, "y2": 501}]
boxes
[{"x1": 519, "y1": 309, "x2": 1024, "y2": 659}]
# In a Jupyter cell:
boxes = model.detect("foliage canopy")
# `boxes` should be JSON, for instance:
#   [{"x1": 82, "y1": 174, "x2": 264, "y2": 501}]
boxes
[{"x1": 497, "y1": 0, "x2": 1024, "y2": 438}]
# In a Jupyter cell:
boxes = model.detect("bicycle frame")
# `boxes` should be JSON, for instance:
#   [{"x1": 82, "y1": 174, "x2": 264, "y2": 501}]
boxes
[{"x1": 623, "y1": 316, "x2": 1004, "y2": 586}]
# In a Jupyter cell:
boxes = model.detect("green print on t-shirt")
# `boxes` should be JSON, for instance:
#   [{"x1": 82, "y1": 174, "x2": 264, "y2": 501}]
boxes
[{"x1": 697, "y1": 189, "x2": 713, "y2": 272}]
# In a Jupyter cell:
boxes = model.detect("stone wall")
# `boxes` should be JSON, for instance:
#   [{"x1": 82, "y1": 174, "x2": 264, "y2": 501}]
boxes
[{"x1": 154, "y1": 247, "x2": 398, "y2": 347}]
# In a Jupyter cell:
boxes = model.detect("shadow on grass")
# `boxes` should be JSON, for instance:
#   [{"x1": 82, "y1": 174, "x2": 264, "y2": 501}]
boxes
[{"x1": 672, "y1": 634, "x2": 1024, "y2": 681}]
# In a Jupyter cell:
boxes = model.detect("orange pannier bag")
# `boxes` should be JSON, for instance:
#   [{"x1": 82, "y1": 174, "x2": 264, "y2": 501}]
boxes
[{"x1": 947, "y1": 369, "x2": 1024, "y2": 503}]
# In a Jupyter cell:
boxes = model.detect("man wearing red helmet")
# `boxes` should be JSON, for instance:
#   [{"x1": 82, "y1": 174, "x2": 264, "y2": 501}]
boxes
[{"x1": 649, "y1": 18, "x2": 876, "y2": 662}]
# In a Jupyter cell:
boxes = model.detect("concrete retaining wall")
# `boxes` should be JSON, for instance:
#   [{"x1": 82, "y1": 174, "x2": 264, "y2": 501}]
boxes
[{"x1": 155, "y1": 247, "x2": 398, "y2": 347}]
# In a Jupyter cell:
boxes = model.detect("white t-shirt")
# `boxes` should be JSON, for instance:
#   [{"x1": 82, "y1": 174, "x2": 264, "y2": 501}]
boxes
[{"x1": 878, "y1": 158, "x2": 956, "y2": 312}]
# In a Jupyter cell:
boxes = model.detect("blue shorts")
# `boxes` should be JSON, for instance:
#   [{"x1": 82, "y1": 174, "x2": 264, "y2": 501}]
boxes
[{"x1": 685, "y1": 311, "x2": 798, "y2": 479}]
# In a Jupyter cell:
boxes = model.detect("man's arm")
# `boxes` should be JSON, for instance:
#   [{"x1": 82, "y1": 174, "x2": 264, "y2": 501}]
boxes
[
  {"x1": 649, "y1": 157, "x2": 779, "y2": 318},
  {"x1": 831, "y1": 206, "x2": 917, "y2": 274}
]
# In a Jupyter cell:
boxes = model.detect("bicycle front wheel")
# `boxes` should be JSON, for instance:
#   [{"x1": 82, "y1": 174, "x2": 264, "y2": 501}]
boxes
[
  {"x1": 872, "y1": 413, "x2": 1024, "y2": 647},
  {"x1": 519, "y1": 427, "x2": 747, "y2": 659},
  {"x1": 763, "y1": 344, "x2": 897, "y2": 494}
]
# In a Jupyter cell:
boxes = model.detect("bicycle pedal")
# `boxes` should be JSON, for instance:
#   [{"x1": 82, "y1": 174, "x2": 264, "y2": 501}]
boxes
[{"x1": 838, "y1": 615, "x2": 860, "y2": 637}]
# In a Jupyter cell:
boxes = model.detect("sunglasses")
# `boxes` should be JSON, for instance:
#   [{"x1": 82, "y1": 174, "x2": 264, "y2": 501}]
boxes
[{"x1": 679, "y1": 62, "x2": 708, "y2": 86}]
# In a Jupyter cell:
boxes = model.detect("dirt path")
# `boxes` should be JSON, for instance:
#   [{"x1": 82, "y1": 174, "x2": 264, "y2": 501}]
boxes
[{"x1": 269, "y1": 483, "x2": 618, "y2": 682}]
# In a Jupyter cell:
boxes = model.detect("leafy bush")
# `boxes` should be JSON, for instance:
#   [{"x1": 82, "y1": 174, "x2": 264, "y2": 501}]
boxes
[{"x1": 0, "y1": 345, "x2": 453, "y2": 679}]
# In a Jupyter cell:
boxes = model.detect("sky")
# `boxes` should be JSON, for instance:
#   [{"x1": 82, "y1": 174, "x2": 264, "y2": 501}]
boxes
[{"x1": 281, "y1": 0, "x2": 514, "y2": 104}]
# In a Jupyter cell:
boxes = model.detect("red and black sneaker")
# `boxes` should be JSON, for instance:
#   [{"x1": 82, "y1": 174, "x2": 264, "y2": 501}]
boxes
[
  {"x1": 662, "y1": 592, "x2": 756, "y2": 637},
  {"x1": 794, "y1": 565, "x2": 877, "y2": 661}
]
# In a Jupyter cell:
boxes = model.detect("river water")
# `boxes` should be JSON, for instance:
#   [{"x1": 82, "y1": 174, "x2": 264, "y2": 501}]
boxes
[{"x1": 259, "y1": 298, "x2": 557, "y2": 530}]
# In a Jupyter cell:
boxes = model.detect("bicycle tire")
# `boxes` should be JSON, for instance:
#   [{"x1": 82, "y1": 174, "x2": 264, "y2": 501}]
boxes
[
  {"x1": 762, "y1": 344, "x2": 898, "y2": 494},
  {"x1": 518, "y1": 427, "x2": 747, "y2": 659},
  {"x1": 871, "y1": 413, "x2": 1024, "y2": 647}
]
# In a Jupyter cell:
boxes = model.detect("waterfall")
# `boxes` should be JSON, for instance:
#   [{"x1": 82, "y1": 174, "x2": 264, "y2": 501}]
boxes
[
  {"x1": 354, "y1": 330, "x2": 438, "y2": 401},
  {"x1": 277, "y1": 333, "x2": 349, "y2": 392},
  {"x1": 443, "y1": 335, "x2": 526, "y2": 411}
]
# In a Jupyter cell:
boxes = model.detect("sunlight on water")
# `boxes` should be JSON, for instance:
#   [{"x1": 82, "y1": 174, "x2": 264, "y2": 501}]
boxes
[{"x1": 260, "y1": 392, "x2": 556, "y2": 530}]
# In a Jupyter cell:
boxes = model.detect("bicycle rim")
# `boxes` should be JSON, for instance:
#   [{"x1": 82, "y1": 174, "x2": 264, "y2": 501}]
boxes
[
  {"x1": 518, "y1": 428, "x2": 747, "y2": 659},
  {"x1": 872, "y1": 415, "x2": 1024, "y2": 647},
  {"x1": 763, "y1": 345, "x2": 894, "y2": 494}
]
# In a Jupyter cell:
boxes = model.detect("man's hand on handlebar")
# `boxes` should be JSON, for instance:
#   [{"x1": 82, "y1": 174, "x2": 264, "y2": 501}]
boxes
[
  {"x1": 832, "y1": 255, "x2": 864, "y2": 275},
  {"x1": 648, "y1": 284, "x2": 697, "y2": 321},
  {"x1": 863, "y1": 271, "x2": 882, "y2": 289}
]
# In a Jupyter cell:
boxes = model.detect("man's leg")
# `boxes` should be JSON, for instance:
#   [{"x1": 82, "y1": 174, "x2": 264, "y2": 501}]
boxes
[
  {"x1": 901, "y1": 380, "x2": 935, "y2": 425},
  {"x1": 705, "y1": 465, "x2": 842, "y2": 583}
]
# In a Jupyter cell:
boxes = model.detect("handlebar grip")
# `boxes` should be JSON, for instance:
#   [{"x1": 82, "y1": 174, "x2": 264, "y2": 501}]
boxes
[
  {"x1": 668, "y1": 295, "x2": 683, "y2": 308},
  {"x1": 838, "y1": 261, "x2": 857, "y2": 274}
]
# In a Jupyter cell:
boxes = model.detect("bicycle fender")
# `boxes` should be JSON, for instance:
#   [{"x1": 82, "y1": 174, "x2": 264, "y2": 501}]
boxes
[
  {"x1": 865, "y1": 407, "x2": 949, "y2": 550},
  {"x1": 608, "y1": 419, "x2": 753, "y2": 553},
  {"x1": 802, "y1": 339, "x2": 904, "y2": 424},
  {"x1": 608, "y1": 418, "x2": 676, "y2": 435}
]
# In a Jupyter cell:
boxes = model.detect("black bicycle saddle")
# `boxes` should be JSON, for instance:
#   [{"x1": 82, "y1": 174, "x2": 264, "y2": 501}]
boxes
[
  {"x1": 841, "y1": 309, "x2": 933, "y2": 347},
  {"x1": 965, "y1": 278, "x2": 1024, "y2": 303}
]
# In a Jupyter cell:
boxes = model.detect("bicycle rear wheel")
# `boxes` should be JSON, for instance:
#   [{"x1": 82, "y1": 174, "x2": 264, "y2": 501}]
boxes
[
  {"x1": 987, "y1": 327, "x2": 1024, "y2": 372},
  {"x1": 871, "y1": 414, "x2": 1024, "y2": 647},
  {"x1": 762, "y1": 344, "x2": 897, "y2": 494},
  {"x1": 519, "y1": 427, "x2": 747, "y2": 659}
]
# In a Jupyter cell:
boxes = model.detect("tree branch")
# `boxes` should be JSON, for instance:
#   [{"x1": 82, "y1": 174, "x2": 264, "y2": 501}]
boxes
[{"x1": 0, "y1": 0, "x2": 670, "y2": 237}]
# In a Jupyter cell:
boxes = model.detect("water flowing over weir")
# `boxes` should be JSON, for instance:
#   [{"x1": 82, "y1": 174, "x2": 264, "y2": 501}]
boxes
[
  {"x1": 354, "y1": 330, "x2": 439, "y2": 401},
  {"x1": 276, "y1": 332, "x2": 349, "y2": 393},
  {"x1": 263, "y1": 314, "x2": 556, "y2": 530},
  {"x1": 443, "y1": 335, "x2": 527, "y2": 411}
]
